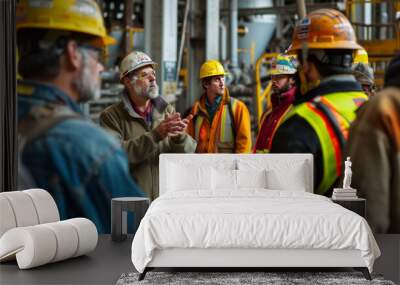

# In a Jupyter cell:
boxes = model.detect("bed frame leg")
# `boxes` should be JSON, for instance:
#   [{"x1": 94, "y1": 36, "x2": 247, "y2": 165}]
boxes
[
  {"x1": 138, "y1": 268, "x2": 148, "y2": 281},
  {"x1": 354, "y1": 267, "x2": 371, "y2": 280}
]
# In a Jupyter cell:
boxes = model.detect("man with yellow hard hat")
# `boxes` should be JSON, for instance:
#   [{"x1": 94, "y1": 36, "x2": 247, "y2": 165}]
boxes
[
  {"x1": 187, "y1": 60, "x2": 252, "y2": 153},
  {"x1": 352, "y1": 48, "x2": 376, "y2": 97},
  {"x1": 270, "y1": 9, "x2": 368, "y2": 196},
  {"x1": 100, "y1": 51, "x2": 196, "y2": 200},
  {"x1": 16, "y1": 0, "x2": 144, "y2": 233}
]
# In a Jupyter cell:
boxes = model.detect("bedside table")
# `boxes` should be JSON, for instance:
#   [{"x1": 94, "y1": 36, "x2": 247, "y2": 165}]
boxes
[
  {"x1": 111, "y1": 197, "x2": 150, "y2": 242},
  {"x1": 331, "y1": 198, "x2": 366, "y2": 218}
]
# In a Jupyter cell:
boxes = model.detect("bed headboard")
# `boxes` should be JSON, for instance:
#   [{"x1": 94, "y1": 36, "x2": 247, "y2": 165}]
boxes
[{"x1": 159, "y1": 154, "x2": 314, "y2": 196}]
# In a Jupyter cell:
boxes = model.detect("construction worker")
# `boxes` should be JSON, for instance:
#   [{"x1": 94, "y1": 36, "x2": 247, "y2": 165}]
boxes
[
  {"x1": 16, "y1": 0, "x2": 144, "y2": 233},
  {"x1": 254, "y1": 54, "x2": 297, "y2": 153},
  {"x1": 353, "y1": 48, "x2": 376, "y2": 97},
  {"x1": 270, "y1": 9, "x2": 368, "y2": 196},
  {"x1": 187, "y1": 60, "x2": 252, "y2": 153},
  {"x1": 344, "y1": 54, "x2": 400, "y2": 233},
  {"x1": 100, "y1": 51, "x2": 196, "y2": 200}
]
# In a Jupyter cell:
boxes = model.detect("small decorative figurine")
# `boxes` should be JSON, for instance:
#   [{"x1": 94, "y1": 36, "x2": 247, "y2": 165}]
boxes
[
  {"x1": 332, "y1": 157, "x2": 358, "y2": 199},
  {"x1": 342, "y1": 157, "x2": 353, "y2": 189}
]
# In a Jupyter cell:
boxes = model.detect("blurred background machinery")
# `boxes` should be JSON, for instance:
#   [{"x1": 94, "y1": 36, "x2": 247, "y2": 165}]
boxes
[
  {"x1": 346, "y1": 0, "x2": 400, "y2": 89},
  {"x1": 82, "y1": 0, "x2": 397, "y2": 130}
]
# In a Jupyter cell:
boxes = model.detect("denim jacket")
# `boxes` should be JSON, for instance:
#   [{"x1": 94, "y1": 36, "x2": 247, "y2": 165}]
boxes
[{"x1": 18, "y1": 80, "x2": 145, "y2": 233}]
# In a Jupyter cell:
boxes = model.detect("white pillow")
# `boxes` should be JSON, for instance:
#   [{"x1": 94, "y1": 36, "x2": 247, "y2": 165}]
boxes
[
  {"x1": 237, "y1": 169, "x2": 267, "y2": 188},
  {"x1": 266, "y1": 167, "x2": 307, "y2": 191},
  {"x1": 167, "y1": 163, "x2": 212, "y2": 191},
  {"x1": 238, "y1": 158, "x2": 309, "y2": 192},
  {"x1": 212, "y1": 168, "x2": 237, "y2": 190}
]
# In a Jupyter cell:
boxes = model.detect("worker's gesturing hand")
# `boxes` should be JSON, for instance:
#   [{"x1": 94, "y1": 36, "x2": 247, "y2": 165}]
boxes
[
  {"x1": 171, "y1": 114, "x2": 193, "y2": 136},
  {"x1": 166, "y1": 113, "x2": 194, "y2": 137},
  {"x1": 155, "y1": 113, "x2": 186, "y2": 139}
]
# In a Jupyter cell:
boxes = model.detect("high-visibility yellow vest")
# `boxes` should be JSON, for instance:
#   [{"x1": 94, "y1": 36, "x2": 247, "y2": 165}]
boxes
[
  {"x1": 281, "y1": 91, "x2": 367, "y2": 194},
  {"x1": 193, "y1": 98, "x2": 239, "y2": 153}
]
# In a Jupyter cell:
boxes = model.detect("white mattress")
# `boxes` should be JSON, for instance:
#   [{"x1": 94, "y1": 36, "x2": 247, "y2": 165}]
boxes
[{"x1": 131, "y1": 190, "x2": 380, "y2": 273}]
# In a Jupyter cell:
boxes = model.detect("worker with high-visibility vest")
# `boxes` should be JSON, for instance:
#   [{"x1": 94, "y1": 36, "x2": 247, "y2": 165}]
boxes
[
  {"x1": 254, "y1": 54, "x2": 297, "y2": 153},
  {"x1": 270, "y1": 9, "x2": 368, "y2": 196},
  {"x1": 187, "y1": 60, "x2": 252, "y2": 153}
]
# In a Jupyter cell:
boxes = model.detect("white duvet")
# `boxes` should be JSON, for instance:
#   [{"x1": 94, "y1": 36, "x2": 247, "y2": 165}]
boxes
[{"x1": 131, "y1": 190, "x2": 380, "y2": 273}]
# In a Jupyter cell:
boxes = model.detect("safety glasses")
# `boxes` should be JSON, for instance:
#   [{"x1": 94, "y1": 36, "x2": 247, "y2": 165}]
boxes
[{"x1": 78, "y1": 44, "x2": 106, "y2": 65}]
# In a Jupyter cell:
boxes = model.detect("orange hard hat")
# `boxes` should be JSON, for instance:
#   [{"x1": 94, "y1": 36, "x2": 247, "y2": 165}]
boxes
[{"x1": 288, "y1": 9, "x2": 362, "y2": 53}]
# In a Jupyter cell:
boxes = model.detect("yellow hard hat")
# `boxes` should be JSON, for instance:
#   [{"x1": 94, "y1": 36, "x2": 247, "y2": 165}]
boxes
[
  {"x1": 16, "y1": 0, "x2": 115, "y2": 47},
  {"x1": 353, "y1": 48, "x2": 369, "y2": 64},
  {"x1": 199, "y1": 60, "x2": 226, "y2": 79},
  {"x1": 288, "y1": 9, "x2": 361, "y2": 53}
]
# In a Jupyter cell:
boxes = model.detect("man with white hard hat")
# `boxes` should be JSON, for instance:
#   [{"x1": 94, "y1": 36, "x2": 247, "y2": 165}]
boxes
[{"x1": 100, "y1": 51, "x2": 196, "y2": 200}]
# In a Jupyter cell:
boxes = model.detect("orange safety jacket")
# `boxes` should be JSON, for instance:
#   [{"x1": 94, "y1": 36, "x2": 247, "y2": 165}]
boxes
[{"x1": 187, "y1": 88, "x2": 252, "y2": 153}]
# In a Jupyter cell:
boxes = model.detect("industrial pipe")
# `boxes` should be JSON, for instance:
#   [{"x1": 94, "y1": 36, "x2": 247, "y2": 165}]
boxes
[
  {"x1": 296, "y1": 0, "x2": 306, "y2": 19},
  {"x1": 230, "y1": 0, "x2": 238, "y2": 69},
  {"x1": 176, "y1": 0, "x2": 191, "y2": 81}
]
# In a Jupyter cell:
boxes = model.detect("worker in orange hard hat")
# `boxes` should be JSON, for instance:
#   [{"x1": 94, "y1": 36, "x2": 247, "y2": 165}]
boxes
[
  {"x1": 270, "y1": 9, "x2": 368, "y2": 196},
  {"x1": 187, "y1": 60, "x2": 252, "y2": 153},
  {"x1": 16, "y1": 0, "x2": 145, "y2": 233}
]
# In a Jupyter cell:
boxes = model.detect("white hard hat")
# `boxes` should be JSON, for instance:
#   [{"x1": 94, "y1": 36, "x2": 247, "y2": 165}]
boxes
[{"x1": 119, "y1": 51, "x2": 156, "y2": 81}]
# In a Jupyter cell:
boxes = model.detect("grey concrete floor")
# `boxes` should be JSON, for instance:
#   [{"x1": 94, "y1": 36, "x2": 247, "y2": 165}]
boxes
[
  {"x1": 373, "y1": 234, "x2": 400, "y2": 284},
  {"x1": 0, "y1": 235, "x2": 134, "y2": 285},
  {"x1": 0, "y1": 234, "x2": 398, "y2": 285}
]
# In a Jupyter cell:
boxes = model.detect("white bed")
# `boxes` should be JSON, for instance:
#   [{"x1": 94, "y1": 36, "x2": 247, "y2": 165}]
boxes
[{"x1": 131, "y1": 154, "x2": 380, "y2": 280}]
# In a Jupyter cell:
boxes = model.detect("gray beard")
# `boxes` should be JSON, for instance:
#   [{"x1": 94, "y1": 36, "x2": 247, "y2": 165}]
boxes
[
  {"x1": 147, "y1": 85, "x2": 159, "y2": 99},
  {"x1": 72, "y1": 49, "x2": 101, "y2": 103},
  {"x1": 133, "y1": 81, "x2": 159, "y2": 100}
]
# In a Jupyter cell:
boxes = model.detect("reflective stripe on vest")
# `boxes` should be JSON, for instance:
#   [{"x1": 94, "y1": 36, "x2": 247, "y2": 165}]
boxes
[
  {"x1": 194, "y1": 98, "x2": 238, "y2": 151},
  {"x1": 283, "y1": 91, "x2": 367, "y2": 194},
  {"x1": 220, "y1": 99, "x2": 237, "y2": 143}
]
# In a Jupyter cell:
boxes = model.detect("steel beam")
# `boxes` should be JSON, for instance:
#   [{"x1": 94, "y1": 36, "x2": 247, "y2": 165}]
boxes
[
  {"x1": 220, "y1": 2, "x2": 338, "y2": 17},
  {"x1": 206, "y1": 0, "x2": 219, "y2": 60},
  {"x1": 144, "y1": 0, "x2": 178, "y2": 103}
]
